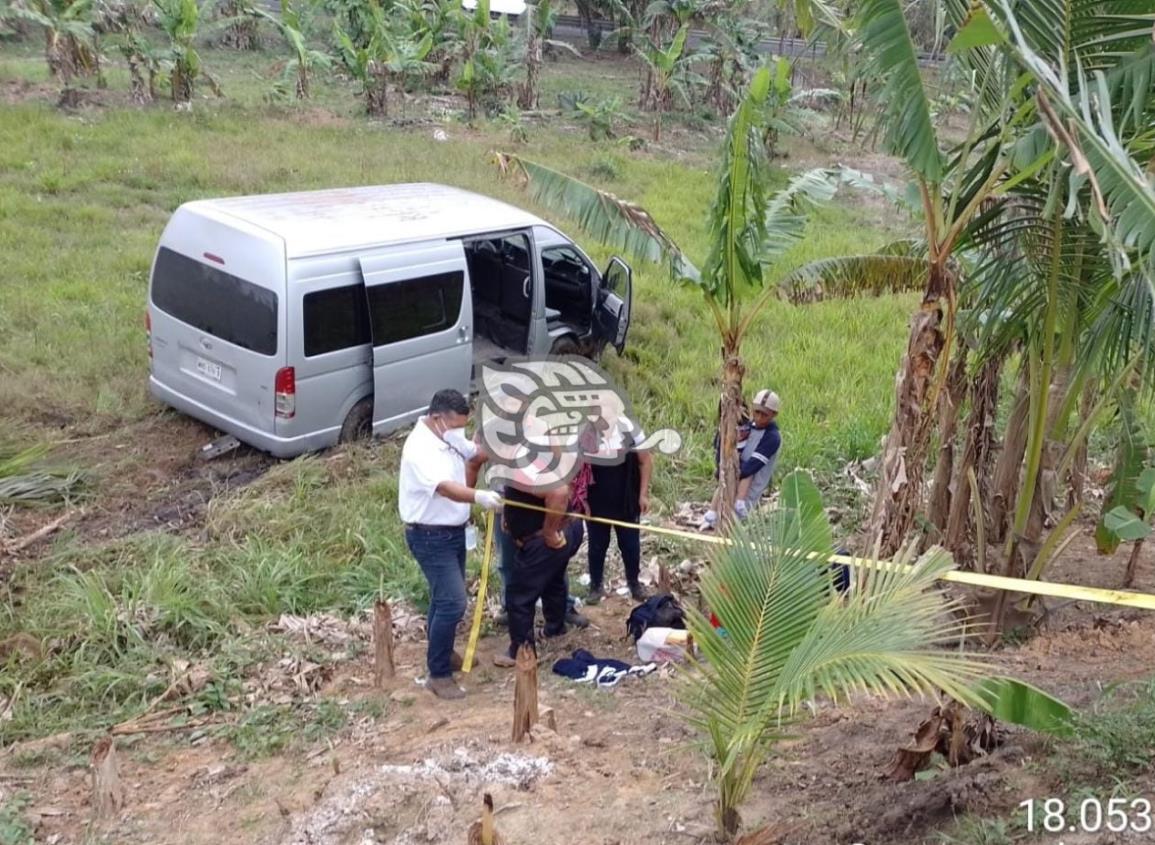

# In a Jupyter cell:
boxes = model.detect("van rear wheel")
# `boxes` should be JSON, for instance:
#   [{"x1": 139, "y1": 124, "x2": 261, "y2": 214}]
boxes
[{"x1": 339, "y1": 398, "x2": 373, "y2": 444}]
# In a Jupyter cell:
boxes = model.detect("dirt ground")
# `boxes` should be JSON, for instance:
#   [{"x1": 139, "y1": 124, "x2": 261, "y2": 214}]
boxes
[
  {"x1": 6, "y1": 591, "x2": 1155, "y2": 845},
  {"x1": 5, "y1": 421, "x2": 1155, "y2": 845},
  {"x1": 1, "y1": 413, "x2": 272, "y2": 580}
]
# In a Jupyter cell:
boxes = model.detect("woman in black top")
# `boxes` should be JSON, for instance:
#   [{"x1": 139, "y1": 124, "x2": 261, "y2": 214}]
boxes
[{"x1": 585, "y1": 421, "x2": 653, "y2": 603}]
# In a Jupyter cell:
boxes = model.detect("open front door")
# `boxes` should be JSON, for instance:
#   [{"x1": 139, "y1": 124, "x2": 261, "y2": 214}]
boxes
[
  {"x1": 595, "y1": 257, "x2": 632, "y2": 355},
  {"x1": 360, "y1": 241, "x2": 473, "y2": 435}
]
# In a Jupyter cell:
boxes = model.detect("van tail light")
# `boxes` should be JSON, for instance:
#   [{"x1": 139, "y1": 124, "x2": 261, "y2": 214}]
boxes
[
  {"x1": 275, "y1": 367, "x2": 296, "y2": 419},
  {"x1": 145, "y1": 310, "x2": 153, "y2": 359}
]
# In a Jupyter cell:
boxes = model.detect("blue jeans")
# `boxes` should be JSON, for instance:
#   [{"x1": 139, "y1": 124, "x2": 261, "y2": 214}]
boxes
[{"x1": 405, "y1": 525, "x2": 467, "y2": 680}]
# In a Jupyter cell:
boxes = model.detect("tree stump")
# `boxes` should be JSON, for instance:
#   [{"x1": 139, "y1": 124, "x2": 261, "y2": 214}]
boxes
[
  {"x1": 90, "y1": 735, "x2": 124, "y2": 820},
  {"x1": 511, "y1": 644, "x2": 539, "y2": 743},
  {"x1": 374, "y1": 599, "x2": 395, "y2": 686}
]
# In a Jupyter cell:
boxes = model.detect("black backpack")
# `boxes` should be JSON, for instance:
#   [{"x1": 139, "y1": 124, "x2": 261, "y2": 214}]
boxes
[{"x1": 626, "y1": 594, "x2": 686, "y2": 641}]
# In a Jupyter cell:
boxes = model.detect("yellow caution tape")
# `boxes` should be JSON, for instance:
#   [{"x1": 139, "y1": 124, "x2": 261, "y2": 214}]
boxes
[
  {"x1": 460, "y1": 509, "x2": 495, "y2": 674},
  {"x1": 495, "y1": 498, "x2": 1155, "y2": 612}
]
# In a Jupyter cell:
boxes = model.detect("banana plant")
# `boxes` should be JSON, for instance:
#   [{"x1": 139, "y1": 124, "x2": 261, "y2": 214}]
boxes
[
  {"x1": 255, "y1": 0, "x2": 330, "y2": 99},
  {"x1": 1100, "y1": 466, "x2": 1155, "y2": 588},
  {"x1": 517, "y1": 0, "x2": 578, "y2": 110},
  {"x1": 560, "y1": 90, "x2": 625, "y2": 140},
  {"x1": 700, "y1": 7, "x2": 765, "y2": 115},
  {"x1": 4, "y1": 0, "x2": 99, "y2": 86},
  {"x1": 214, "y1": 0, "x2": 259, "y2": 49},
  {"x1": 409, "y1": 0, "x2": 460, "y2": 84},
  {"x1": 455, "y1": 1, "x2": 518, "y2": 120},
  {"x1": 335, "y1": 4, "x2": 433, "y2": 117},
  {"x1": 496, "y1": 64, "x2": 882, "y2": 521},
  {"x1": 98, "y1": 0, "x2": 164, "y2": 102},
  {"x1": 152, "y1": 0, "x2": 223, "y2": 103},
  {"x1": 1095, "y1": 380, "x2": 1155, "y2": 587},
  {"x1": 635, "y1": 22, "x2": 689, "y2": 141},
  {"x1": 781, "y1": 0, "x2": 1116, "y2": 562}
]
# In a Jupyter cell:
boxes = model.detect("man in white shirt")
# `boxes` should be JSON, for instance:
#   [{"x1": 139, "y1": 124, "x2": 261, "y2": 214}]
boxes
[{"x1": 399, "y1": 389, "x2": 502, "y2": 700}]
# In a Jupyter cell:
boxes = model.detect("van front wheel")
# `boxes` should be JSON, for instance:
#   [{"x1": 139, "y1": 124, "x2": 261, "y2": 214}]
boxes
[
  {"x1": 549, "y1": 335, "x2": 580, "y2": 357},
  {"x1": 339, "y1": 398, "x2": 373, "y2": 444}
]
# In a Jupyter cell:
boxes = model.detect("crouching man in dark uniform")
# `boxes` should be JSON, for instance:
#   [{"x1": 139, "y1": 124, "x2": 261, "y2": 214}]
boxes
[{"x1": 494, "y1": 482, "x2": 584, "y2": 668}]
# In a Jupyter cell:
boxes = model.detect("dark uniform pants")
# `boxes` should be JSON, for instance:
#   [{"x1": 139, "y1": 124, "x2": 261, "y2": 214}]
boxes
[{"x1": 506, "y1": 520, "x2": 584, "y2": 658}]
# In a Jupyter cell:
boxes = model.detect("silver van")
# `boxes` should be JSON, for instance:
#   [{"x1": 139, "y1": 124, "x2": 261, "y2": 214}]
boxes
[{"x1": 146, "y1": 183, "x2": 633, "y2": 458}]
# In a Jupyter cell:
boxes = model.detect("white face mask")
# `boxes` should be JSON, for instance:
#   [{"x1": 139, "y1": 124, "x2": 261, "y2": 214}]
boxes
[
  {"x1": 442, "y1": 426, "x2": 468, "y2": 446},
  {"x1": 437, "y1": 421, "x2": 475, "y2": 460}
]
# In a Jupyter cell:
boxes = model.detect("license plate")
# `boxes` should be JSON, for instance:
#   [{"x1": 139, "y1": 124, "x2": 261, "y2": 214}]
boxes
[{"x1": 196, "y1": 357, "x2": 222, "y2": 382}]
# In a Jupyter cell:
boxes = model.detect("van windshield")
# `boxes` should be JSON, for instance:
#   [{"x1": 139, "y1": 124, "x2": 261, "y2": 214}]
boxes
[{"x1": 151, "y1": 247, "x2": 278, "y2": 356}]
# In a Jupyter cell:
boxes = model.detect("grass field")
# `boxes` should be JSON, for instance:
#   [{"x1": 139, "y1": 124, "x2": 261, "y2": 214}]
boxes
[
  {"x1": 0, "y1": 40, "x2": 917, "y2": 740},
  {"x1": 0, "y1": 42, "x2": 915, "y2": 473}
]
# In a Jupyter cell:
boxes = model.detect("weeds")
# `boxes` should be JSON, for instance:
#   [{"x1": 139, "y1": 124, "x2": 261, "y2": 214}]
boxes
[
  {"x1": 0, "y1": 793, "x2": 33, "y2": 845},
  {"x1": 224, "y1": 699, "x2": 349, "y2": 759},
  {"x1": 0, "y1": 455, "x2": 422, "y2": 740},
  {"x1": 934, "y1": 817, "x2": 1021, "y2": 845},
  {"x1": 0, "y1": 443, "x2": 84, "y2": 506},
  {"x1": 1071, "y1": 678, "x2": 1155, "y2": 776}
]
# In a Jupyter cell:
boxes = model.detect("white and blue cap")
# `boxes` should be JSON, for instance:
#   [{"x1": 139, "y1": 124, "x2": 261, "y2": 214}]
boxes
[{"x1": 752, "y1": 389, "x2": 780, "y2": 413}]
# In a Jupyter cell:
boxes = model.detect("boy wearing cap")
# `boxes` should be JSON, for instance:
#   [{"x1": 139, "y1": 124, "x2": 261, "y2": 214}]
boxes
[
  {"x1": 734, "y1": 389, "x2": 781, "y2": 517},
  {"x1": 706, "y1": 389, "x2": 781, "y2": 526}
]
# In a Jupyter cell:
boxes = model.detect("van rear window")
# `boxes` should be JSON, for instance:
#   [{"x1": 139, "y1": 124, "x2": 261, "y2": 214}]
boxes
[
  {"x1": 151, "y1": 247, "x2": 278, "y2": 356},
  {"x1": 366, "y1": 271, "x2": 464, "y2": 346}
]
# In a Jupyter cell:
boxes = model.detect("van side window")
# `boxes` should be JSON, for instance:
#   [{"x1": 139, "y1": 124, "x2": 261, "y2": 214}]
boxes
[
  {"x1": 366, "y1": 271, "x2": 464, "y2": 345},
  {"x1": 151, "y1": 247, "x2": 278, "y2": 355},
  {"x1": 303, "y1": 285, "x2": 370, "y2": 356}
]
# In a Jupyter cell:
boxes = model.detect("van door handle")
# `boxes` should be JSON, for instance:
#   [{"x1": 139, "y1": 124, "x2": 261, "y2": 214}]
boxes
[
  {"x1": 459, "y1": 325, "x2": 469, "y2": 341},
  {"x1": 522, "y1": 276, "x2": 530, "y2": 298}
]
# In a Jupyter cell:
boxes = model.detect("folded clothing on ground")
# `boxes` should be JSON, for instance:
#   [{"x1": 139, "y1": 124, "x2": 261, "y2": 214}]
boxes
[{"x1": 551, "y1": 649, "x2": 657, "y2": 687}]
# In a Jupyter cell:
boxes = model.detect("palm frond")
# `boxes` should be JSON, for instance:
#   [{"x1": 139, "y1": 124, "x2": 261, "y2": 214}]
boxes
[
  {"x1": 789, "y1": 0, "x2": 845, "y2": 39},
  {"x1": 995, "y1": 2, "x2": 1155, "y2": 283},
  {"x1": 854, "y1": 0, "x2": 944, "y2": 182},
  {"x1": 0, "y1": 443, "x2": 85, "y2": 506},
  {"x1": 758, "y1": 167, "x2": 839, "y2": 265},
  {"x1": 770, "y1": 545, "x2": 988, "y2": 717},
  {"x1": 493, "y1": 152, "x2": 699, "y2": 281},
  {"x1": 0, "y1": 471, "x2": 85, "y2": 506},
  {"x1": 679, "y1": 502, "x2": 994, "y2": 835},
  {"x1": 701, "y1": 62, "x2": 776, "y2": 302},
  {"x1": 985, "y1": 0, "x2": 1155, "y2": 72},
  {"x1": 964, "y1": 191, "x2": 1123, "y2": 370},
  {"x1": 681, "y1": 509, "x2": 833, "y2": 742},
  {"x1": 780, "y1": 255, "x2": 929, "y2": 304}
]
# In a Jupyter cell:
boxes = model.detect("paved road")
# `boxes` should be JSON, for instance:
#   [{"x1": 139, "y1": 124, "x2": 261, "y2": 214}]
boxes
[{"x1": 552, "y1": 13, "x2": 945, "y2": 66}]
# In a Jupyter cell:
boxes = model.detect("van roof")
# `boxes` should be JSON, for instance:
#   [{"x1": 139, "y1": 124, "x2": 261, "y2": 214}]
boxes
[{"x1": 187, "y1": 183, "x2": 547, "y2": 258}]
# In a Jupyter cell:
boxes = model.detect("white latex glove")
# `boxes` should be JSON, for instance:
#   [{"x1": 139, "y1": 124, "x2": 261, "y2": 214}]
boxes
[{"x1": 473, "y1": 489, "x2": 503, "y2": 511}]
